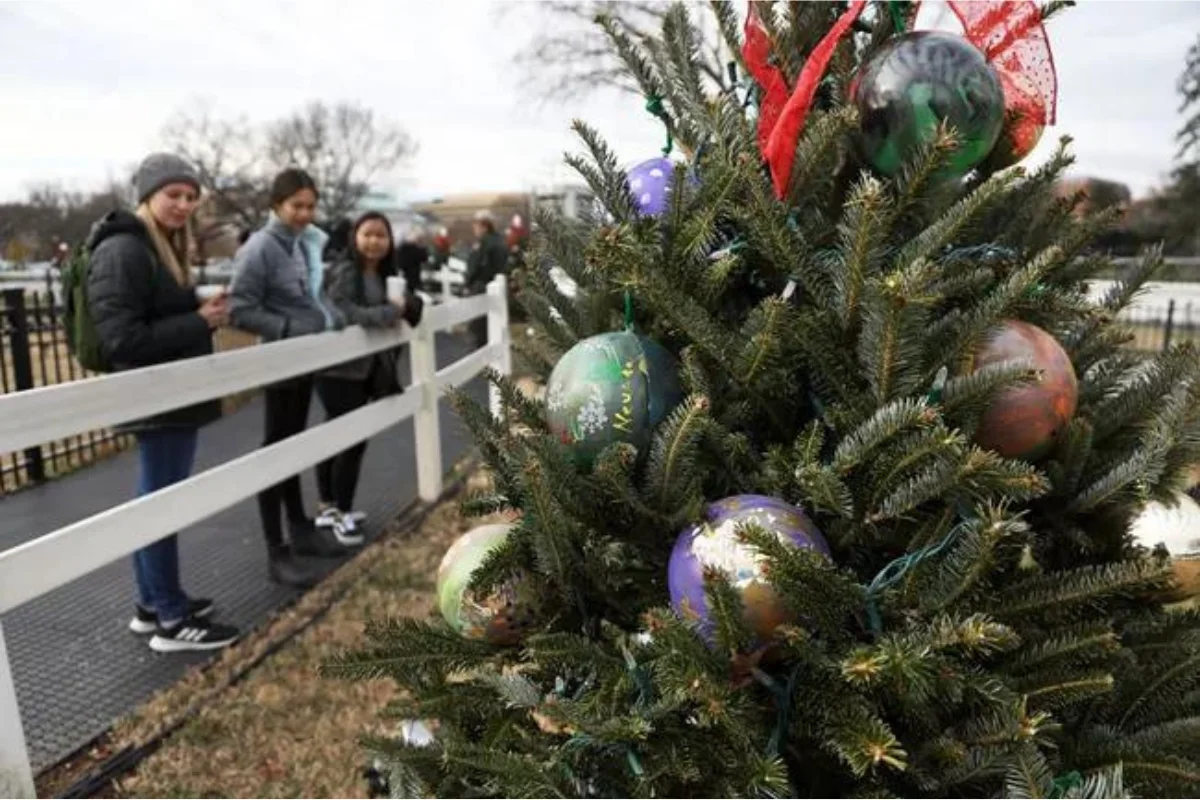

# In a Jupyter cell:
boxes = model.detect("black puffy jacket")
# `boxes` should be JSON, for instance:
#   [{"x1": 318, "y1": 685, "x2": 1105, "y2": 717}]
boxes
[{"x1": 85, "y1": 210, "x2": 221, "y2": 432}]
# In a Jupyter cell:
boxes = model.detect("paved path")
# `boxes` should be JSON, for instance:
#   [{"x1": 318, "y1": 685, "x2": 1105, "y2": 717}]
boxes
[{"x1": 0, "y1": 331, "x2": 485, "y2": 773}]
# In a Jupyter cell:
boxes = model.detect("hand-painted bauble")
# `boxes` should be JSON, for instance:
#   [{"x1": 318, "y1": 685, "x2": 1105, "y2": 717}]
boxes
[
  {"x1": 545, "y1": 331, "x2": 683, "y2": 466},
  {"x1": 980, "y1": 69, "x2": 1045, "y2": 170},
  {"x1": 668, "y1": 495, "x2": 830, "y2": 646},
  {"x1": 969, "y1": 320, "x2": 1077, "y2": 460},
  {"x1": 436, "y1": 523, "x2": 534, "y2": 645},
  {"x1": 1130, "y1": 492, "x2": 1200, "y2": 602},
  {"x1": 626, "y1": 157, "x2": 677, "y2": 217},
  {"x1": 850, "y1": 31, "x2": 1005, "y2": 179}
]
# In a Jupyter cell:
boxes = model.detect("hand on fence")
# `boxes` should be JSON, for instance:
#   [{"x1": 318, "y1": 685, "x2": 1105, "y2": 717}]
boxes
[{"x1": 197, "y1": 296, "x2": 230, "y2": 329}]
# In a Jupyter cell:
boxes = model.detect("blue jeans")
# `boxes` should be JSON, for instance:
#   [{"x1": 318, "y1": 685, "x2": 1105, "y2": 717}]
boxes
[{"x1": 132, "y1": 428, "x2": 198, "y2": 623}]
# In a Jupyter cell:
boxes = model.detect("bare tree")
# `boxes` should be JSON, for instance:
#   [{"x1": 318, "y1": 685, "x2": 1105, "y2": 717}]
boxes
[
  {"x1": 264, "y1": 102, "x2": 417, "y2": 222},
  {"x1": 161, "y1": 103, "x2": 268, "y2": 230},
  {"x1": 507, "y1": 1, "x2": 728, "y2": 103},
  {"x1": 161, "y1": 100, "x2": 416, "y2": 229}
]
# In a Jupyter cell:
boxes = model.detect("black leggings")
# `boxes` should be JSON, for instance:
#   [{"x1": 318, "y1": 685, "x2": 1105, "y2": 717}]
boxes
[
  {"x1": 259, "y1": 378, "x2": 313, "y2": 549},
  {"x1": 315, "y1": 377, "x2": 371, "y2": 512}
]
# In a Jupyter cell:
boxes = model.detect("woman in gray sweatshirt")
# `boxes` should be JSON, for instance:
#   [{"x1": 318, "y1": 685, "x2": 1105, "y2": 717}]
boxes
[{"x1": 229, "y1": 168, "x2": 347, "y2": 589}]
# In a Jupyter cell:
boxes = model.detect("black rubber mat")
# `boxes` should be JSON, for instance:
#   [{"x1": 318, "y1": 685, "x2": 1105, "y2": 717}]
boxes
[{"x1": 0, "y1": 331, "x2": 486, "y2": 773}]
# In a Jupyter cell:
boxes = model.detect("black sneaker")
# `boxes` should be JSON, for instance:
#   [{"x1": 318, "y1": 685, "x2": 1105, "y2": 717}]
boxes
[
  {"x1": 268, "y1": 549, "x2": 322, "y2": 589},
  {"x1": 149, "y1": 615, "x2": 239, "y2": 653},
  {"x1": 128, "y1": 597, "x2": 215, "y2": 635},
  {"x1": 291, "y1": 518, "x2": 350, "y2": 558}
]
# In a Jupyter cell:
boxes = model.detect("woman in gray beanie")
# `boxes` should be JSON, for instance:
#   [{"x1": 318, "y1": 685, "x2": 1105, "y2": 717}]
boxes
[{"x1": 85, "y1": 152, "x2": 240, "y2": 653}]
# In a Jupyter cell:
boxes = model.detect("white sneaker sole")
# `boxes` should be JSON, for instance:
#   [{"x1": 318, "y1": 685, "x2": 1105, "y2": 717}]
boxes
[
  {"x1": 333, "y1": 530, "x2": 365, "y2": 547},
  {"x1": 149, "y1": 634, "x2": 237, "y2": 653}
]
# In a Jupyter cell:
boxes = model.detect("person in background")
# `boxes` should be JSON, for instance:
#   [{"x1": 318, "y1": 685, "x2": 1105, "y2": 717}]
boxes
[
  {"x1": 314, "y1": 212, "x2": 424, "y2": 536},
  {"x1": 463, "y1": 209, "x2": 509, "y2": 346},
  {"x1": 87, "y1": 153, "x2": 240, "y2": 652},
  {"x1": 228, "y1": 168, "x2": 349, "y2": 590},
  {"x1": 394, "y1": 226, "x2": 430, "y2": 294}
]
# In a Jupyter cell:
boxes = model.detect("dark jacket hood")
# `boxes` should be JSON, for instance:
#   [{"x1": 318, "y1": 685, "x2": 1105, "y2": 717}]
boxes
[{"x1": 85, "y1": 209, "x2": 151, "y2": 252}]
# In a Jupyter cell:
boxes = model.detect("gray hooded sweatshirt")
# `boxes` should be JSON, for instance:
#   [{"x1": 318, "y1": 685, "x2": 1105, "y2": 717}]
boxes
[{"x1": 229, "y1": 217, "x2": 344, "y2": 341}]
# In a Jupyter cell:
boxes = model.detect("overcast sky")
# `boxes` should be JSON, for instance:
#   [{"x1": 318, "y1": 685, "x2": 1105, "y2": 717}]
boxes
[{"x1": 0, "y1": 1, "x2": 1196, "y2": 204}]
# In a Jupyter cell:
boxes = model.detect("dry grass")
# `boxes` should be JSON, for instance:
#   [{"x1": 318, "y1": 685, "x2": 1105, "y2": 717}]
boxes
[{"x1": 104, "y1": 467, "x2": 504, "y2": 799}]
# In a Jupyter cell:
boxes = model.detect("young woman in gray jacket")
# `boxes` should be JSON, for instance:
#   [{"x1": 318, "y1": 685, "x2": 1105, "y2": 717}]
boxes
[
  {"x1": 314, "y1": 212, "x2": 423, "y2": 537},
  {"x1": 228, "y1": 168, "x2": 348, "y2": 589}
]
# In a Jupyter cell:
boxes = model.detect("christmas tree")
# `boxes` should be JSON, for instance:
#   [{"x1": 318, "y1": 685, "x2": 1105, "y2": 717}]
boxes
[{"x1": 326, "y1": 3, "x2": 1200, "y2": 797}]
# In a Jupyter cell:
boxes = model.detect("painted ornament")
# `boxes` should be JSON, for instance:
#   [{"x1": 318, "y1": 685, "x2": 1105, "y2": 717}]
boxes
[
  {"x1": 969, "y1": 320, "x2": 1077, "y2": 460},
  {"x1": 545, "y1": 331, "x2": 683, "y2": 466},
  {"x1": 436, "y1": 523, "x2": 534, "y2": 645},
  {"x1": 851, "y1": 31, "x2": 1005, "y2": 179},
  {"x1": 668, "y1": 494, "x2": 830, "y2": 646}
]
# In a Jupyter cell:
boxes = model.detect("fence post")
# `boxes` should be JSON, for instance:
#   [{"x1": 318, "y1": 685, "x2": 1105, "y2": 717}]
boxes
[
  {"x1": 0, "y1": 621, "x2": 34, "y2": 798},
  {"x1": 1162, "y1": 298, "x2": 1176, "y2": 352},
  {"x1": 3, "y1": 290, "x2": 45, "y2": 483},
  {"x1": 487, "y1": 275, "x2": 512, "y2": 420},
  {"x1": 411, "y1": 314, "x2": 443, "y2": 502}
]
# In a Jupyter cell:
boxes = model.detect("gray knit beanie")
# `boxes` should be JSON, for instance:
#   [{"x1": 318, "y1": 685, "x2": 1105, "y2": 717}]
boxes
[{"x1": 133, "y1": 153, "x2": 201, "y2": 204}]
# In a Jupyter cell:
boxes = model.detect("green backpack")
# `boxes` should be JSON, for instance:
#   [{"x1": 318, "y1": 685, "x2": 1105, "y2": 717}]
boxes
[{"x1": 60, "y1": 245, "x2": 111, "y2": 373}]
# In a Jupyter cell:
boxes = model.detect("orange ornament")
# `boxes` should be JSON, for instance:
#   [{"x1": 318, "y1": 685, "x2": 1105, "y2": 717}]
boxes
[{"x1": 969, "y1": 321, "x2": 1077, "y2": 460}]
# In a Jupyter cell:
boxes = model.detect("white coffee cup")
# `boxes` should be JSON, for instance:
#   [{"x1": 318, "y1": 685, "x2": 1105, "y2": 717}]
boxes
[
  {"x1": 386, "y1": 276, "x2": 407, "y2": 302},
  {"x1": 195, "y1": 285, "x2": 226, "y2": 302}
]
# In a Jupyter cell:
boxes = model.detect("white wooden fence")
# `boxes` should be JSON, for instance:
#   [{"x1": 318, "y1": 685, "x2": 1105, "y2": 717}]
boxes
[{"x1": 0, "y1": 276, "x2": 510, "y2": 798}]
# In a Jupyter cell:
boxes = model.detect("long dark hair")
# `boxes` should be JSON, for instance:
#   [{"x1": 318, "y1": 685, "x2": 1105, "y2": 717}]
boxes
[{"x1": 348, "y1": 211, "x2": 397, "y2": 277}]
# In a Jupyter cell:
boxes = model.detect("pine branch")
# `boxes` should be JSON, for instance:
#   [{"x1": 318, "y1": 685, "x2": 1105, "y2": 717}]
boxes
[
  {"x1": 643, "y1": 394, "x2": 711, "y2": 510},
  {"x1": 785, "y1": 106, "x2": 859, "y2": 212},
  {"x1": 741, "y1": 523, "x2": 864, "y2": 642},
  {"x1": 893, "y1": 169, "x2": 1020, "y2": 273},
  {"x1": 708, "y1": 1, "x2": 747, "y2": 79},
  {"x1": 834, "y1": 175, "x2": 893, "y2": 329},
  {"x1": 913, "y1": 509, "x2": 1027, "y2": 613},
  {"x1": 889, "y1": 124, "x2": 960, "y2": 233},
  {"x1": 484, "y1": 367, "x2": 551, "y2": 434},
  {"x1": 823, "y1": 704, "x2": 909, "y2": 776},
  {"x1": 595, "y1": 12, "x2": 665, "y2": 106},
  {"x1": 1118, "y1": 652, "x2": 1200, "y2": 731},
  {"x1": 833, "y1": 398, "x2": 936, "y2": 473},
  {"x1": 992, "y1": 560, "x2": 1171, "y2": 621},
  {"x1": 857, "y1": 259, "x2": 938, "y2": 403},
  {"x1": 703, "y1": 566, "x2": 756, "y2": 655},
  {"x1": 1023, "y1": 673, "x2": 1115, "y2": 712},
  {"x1": 1003, "y1": 744, "x2": 1054, "y2": 799},
  {"x1": 940, "y1": 359, "x2": 1040, "y2": 423},
  {"x1": 321, "y1": 619, "x2": 497, "y2": 683},
  {"x1": 567, "y1": 120, "x2": 640, "y2": 223}
]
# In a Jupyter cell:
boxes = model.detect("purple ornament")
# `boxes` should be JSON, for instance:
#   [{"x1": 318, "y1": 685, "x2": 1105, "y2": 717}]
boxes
[
  {"x1": 667, "y1": 494, "x2": 829, "y2": 645},
  {"x1": 626, "y1": 157, "x2": 675, "y2": 217}
]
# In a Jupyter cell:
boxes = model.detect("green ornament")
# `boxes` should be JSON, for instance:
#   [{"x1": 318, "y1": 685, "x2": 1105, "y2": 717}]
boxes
[
  {"x1": 851, "y1": 31, "x2": 1005, "y2": 179},
  {"x1": 436, "y1": 523, "x2": 534, "y2": 646},
  {"x1": 545, "y1": 331, "x2": 684, "y2": 465}
]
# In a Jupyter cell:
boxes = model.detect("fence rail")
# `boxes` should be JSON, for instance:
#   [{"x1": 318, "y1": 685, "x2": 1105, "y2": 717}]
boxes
[{"x1": 0, "y1": 276, "x2": 510, "y2": 798}]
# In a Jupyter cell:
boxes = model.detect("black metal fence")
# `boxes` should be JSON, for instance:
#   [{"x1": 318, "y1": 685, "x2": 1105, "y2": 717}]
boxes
[
  {"x1": 1119, "y1": 299, "x2": 1200, "y2": 353},
  {"x1": 0, "y1": 288, "x2": 132, "y2": 495}
]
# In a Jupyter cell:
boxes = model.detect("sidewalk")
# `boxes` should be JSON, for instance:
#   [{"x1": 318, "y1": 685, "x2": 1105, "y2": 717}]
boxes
[{"x1": 0, "y1": 331, "x2": 483, "y2": 773}]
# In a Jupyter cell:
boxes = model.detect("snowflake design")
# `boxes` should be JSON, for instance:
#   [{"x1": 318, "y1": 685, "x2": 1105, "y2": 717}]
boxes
[
  {"x1": 629, "y1": 177, "x2": 644, "y2": 191},
  {"x1": 576, "y1": 384, "x2": 609, "y2": 436},
  {"x1": 640, "y1": 192, "x2": 654, "y2": 206},
  {"x1": 546, "y1": 382, "x2": 567, "y2": 412},
  {"x1": 649, "y1": 167, "x2": 665, "y2": 179}
]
